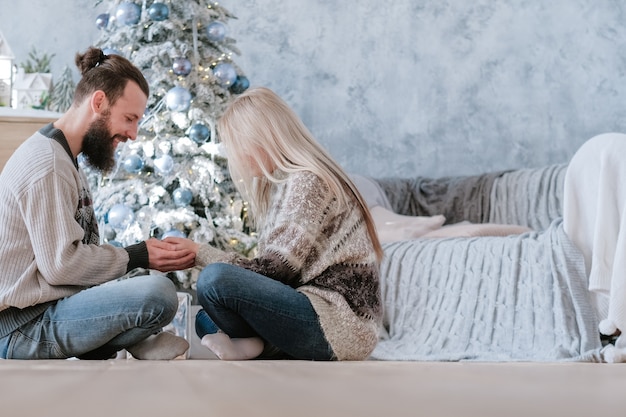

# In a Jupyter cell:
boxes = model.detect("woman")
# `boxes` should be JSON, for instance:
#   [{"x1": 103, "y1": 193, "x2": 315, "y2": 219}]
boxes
[{"x1": 170, "y1": 87, "x2": 383, "y2": 360}]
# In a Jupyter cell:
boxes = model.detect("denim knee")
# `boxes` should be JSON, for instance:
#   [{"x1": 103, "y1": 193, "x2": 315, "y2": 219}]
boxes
[
  {"x1": 197, "y1": 263, "x2": 235, "y2": 286},
  {"x1": 134, "y1": 275, "x2": 179, "y2": 325},
  {"x1": 196, "y1": 263, "x2": 235, "y2": 303}
]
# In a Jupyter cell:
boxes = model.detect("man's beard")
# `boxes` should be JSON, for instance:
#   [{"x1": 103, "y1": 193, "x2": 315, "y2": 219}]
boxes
[{"x1": 81, "y1": 111, "x2": 120, "y2": 173}]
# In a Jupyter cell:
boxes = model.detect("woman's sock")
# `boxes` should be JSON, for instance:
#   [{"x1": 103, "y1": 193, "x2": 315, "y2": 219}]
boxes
[
  {"x1": 127, "y1": 332, "x2": 190, "y2": 360},
  {"x1": 200, "y1": 332, "x2": 264, "y2": 360}
]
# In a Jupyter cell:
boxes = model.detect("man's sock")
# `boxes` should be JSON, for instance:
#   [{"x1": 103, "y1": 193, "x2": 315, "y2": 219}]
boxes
[
  {"x1": 200, "y1": 332, "x2": 264, "y2": 360},
  {"x1": 127, "y1": 332, "x2": 189, "y2": 360}
]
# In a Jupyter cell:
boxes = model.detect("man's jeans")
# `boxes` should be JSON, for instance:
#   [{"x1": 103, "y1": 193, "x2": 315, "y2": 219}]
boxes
[
  {"x1": 195, "y1": 262, "x2": 335, "y2": 360},
  {"x1": 0, "y1": 274, "x2": 178, "y2": 359}
]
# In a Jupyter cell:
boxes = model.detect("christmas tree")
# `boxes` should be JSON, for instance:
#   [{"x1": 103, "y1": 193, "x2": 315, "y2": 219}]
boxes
[
  {"x1": 85, "y1": 0, "x2": 256, "y2": 294},
  {"x1": 49, "y1": 65, "x2": 75, "y2": 113}
]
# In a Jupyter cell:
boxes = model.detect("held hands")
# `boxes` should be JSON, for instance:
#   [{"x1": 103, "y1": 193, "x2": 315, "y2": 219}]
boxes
[
  {"x1": 161, "y1": 236, "x2": 201, "y2": 255},
  {"x1": 144, "y1": 237, "x2": 198, "y2": 272},
  {"x1": 165, "y1": 237, "x2": 225, "y2": 268}
]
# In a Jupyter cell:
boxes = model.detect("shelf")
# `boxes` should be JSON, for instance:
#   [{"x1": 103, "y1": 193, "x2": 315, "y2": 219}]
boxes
[{"x1": 0, "y1": 108, "x2": 61, "y2": 170}]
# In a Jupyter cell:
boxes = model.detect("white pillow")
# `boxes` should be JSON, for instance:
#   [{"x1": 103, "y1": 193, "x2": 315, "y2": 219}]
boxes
[
  {"x1": 422, "y1": 222, "x2": 532, "y2": 238},
  {"x1": 370, "y1": 206, "x2": 446, "y2": 243}
]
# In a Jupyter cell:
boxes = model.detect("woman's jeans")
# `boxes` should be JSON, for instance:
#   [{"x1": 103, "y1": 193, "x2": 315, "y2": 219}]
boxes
[
  {"x1": 195, "y1": 263, "x2": 335, "y2": 360},
  {"x1": 0, "y1": 274, "x2": 179, "y2": 359}
]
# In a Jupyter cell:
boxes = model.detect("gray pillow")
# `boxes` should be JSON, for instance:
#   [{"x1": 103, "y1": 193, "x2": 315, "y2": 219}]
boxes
[{"x1": 349, "y1": 174, "x2": 393, "y2": 211}]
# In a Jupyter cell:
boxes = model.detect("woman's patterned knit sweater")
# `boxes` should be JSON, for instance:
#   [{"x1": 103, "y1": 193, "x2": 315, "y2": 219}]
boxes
[{"x1": 196, "y1": 171, "x2": 382, "y2": 360}]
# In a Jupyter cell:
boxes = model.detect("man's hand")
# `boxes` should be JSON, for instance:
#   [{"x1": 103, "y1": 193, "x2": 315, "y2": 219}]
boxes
[{"x1": 145, "y1": 238, "x2": 196, "y2": 272}]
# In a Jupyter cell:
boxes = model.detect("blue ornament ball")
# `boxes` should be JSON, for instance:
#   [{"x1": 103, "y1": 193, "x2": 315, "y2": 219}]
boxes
[
  {"x1": 116, "y1": 2, "x2": 142, "y2": 26},
  {"x1": 108, "y1": 240, "x2": 123, "y2": 247},
  {"x1": 172, "y1": 57, "x2": 192, "y2": 76},
  {"x1": 107, "y1": 203, "x2": 135, "y2": 229},
  {"x1": 172, "y1": 187, "x2": 193, "y2": 206},
  {"x1": 95, "y1": 13, "x2": 110, "y2": 30},
  {"x1": 206, "y1": 21, "x2": 227, "y2": 42},
  {"x1": 148, "y1": 2, "x2": 169, "y2": 21},
  {"x1": 102, "y1": 225, "x2": 116, "y2": 241},
  {"x1": 188, "y1": 123, "x2": 210, "y2": 144},
  {"x1": 122, "y1": 154, "x2": 144, "y2": 173},
  {"x1": 213, "y1": 63, "x2": 237, "y2": 87},
  {"x1": 102, "y1": 48, "x2": 122, "y2": 57},
  {"x1": 161, "y1": 229, "x2": 187, "y2": 239},
  {"x1": 165, "y1": 86, "x2": 192, "y2": 112},
  {"x1": 230, "y1": 75, "x2": 250, "y2": 94},
  {"x1": 77, "y1": 153, "x2": 87, "y2": 168},
  {"x1": 154, "y1": 154, "x2": 174, "y2": 175}
]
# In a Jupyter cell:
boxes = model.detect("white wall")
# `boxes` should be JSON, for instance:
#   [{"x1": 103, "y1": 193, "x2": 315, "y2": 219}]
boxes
[{"x1": 2, "y1": 0, "x2": 626, "y2": 177}]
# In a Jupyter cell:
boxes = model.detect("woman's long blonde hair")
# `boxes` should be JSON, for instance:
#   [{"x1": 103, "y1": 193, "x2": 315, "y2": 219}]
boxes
[{"x1": 217, "y1": 87, "x2": 383, "y2": 261}]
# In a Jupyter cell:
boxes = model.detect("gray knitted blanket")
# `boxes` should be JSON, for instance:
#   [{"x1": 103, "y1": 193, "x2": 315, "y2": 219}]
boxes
[
  {"x1": 375, "y1": 164, "x2": 568, "y2": 229},
  {"x1": 375, "y1": 171, "x2": 506, "y2": 224},
  {"x1": 489, "y1": 164, "x2": 567, "y2": 230},
  {"x1": 371, "y1": 220, "x2": 603, "y2": 361}
]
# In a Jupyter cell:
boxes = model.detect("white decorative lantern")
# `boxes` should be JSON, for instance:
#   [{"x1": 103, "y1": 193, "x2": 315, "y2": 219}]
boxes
[{"x1": 0, "y1": 30, "x2": 14, "y2": 108}]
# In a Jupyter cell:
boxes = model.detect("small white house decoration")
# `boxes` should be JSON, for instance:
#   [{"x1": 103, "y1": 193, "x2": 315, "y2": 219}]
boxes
[
  {"x1": 13, "y1": 47, "x2": 55, "y2": 110},
  {"x1": 13, "y1": 69, "x2": 52, "y2": 110},
  {"x1": 0, "y1": 30, "x2": 14, "y2": 107}
]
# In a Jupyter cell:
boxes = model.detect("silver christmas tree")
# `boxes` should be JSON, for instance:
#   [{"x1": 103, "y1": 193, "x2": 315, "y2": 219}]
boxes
[{"x1": 85, "y1": 0, "x2": 257, "y2": 292}]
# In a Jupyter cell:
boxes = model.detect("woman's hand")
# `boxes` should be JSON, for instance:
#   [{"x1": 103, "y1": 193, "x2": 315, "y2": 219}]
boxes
[{"x1": 162, "y1": 236, "x2": 200, "y2": 254}]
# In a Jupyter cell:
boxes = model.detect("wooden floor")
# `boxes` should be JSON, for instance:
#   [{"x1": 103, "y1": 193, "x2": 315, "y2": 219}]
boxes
[{"x1": 1, "y1": 359, "x2": 625, "y2": 417}]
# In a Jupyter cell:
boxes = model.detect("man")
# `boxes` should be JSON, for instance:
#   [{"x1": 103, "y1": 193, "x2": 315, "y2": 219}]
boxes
[{"x1": 0, "y1": 47, "x2": 195, "y2": 360}]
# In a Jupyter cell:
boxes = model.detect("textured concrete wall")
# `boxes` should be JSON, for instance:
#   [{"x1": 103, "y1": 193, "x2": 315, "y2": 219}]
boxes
[{"x1": 2, "y1": 0, "x2": 626, "y2": 177}]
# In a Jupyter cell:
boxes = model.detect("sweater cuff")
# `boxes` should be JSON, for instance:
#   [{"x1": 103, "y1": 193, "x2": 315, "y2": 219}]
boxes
[
  {"x1": 124, "y1": 241, "x2": 149, "y2": 272},
  {"x1": 196, "y1": 244, "x2": 228, "y2": 267}
]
